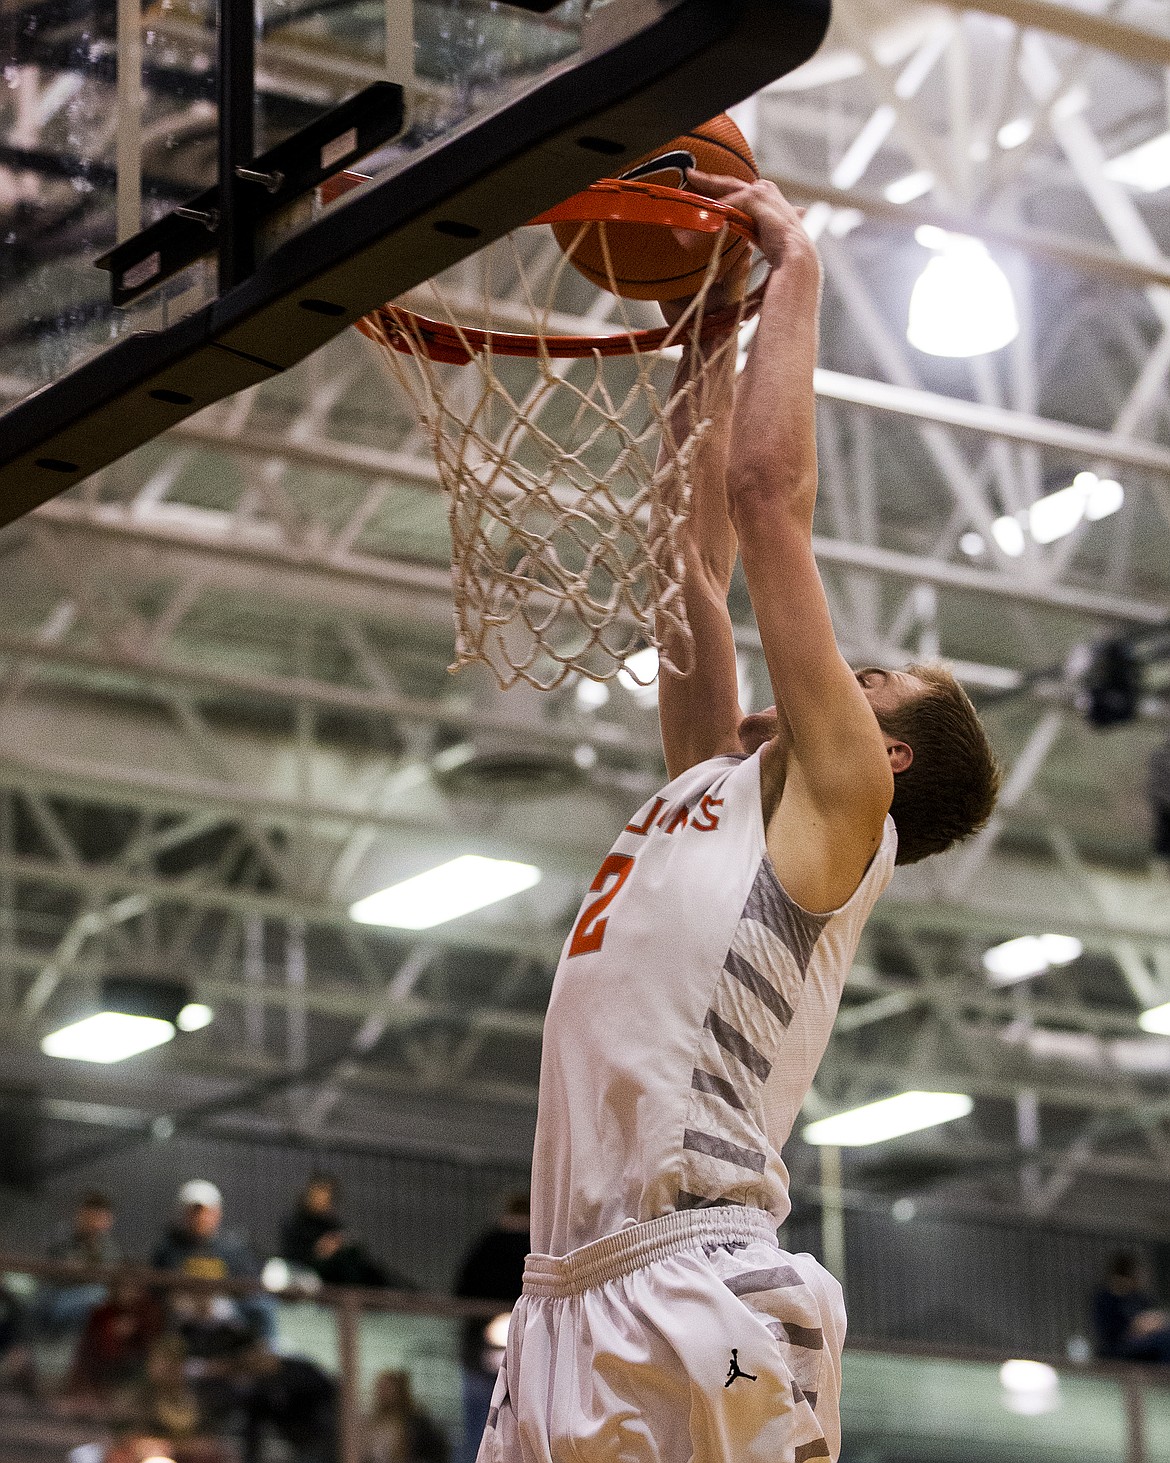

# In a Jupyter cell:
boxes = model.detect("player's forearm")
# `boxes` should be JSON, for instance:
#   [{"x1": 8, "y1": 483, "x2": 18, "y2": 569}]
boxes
[
  {"x1": 656, "y1": 325, "x2": 739, "y2": 593},
  {"x1": 726, "y1": 247, "x2": 822, "y2": 526}
]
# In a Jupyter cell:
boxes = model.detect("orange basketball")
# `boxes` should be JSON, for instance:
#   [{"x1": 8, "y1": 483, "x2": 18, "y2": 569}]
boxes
[{"x1": 552, "y1": 113, "x2": 758, "y2": 302}]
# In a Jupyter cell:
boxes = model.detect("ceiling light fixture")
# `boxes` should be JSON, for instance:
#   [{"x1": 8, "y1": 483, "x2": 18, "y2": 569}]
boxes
[
  {"x1": 996, "y1": 117, "x2": 1033, "y2": 150},
  {"x1": 907, "y1": 227, "x2": 1018, "y2": 358},
  {"x1": 176, "y1": 1002, "x2": 214, "y2": 1032},
  {"x1": 884, "y1": 170, "x2": 934, "y2": 204},
  {"x1": 1139, "y1": 1002, "x2": 1170, "y2": 1036},
  {"x1": 618, "y1": 647, "x2": 660, "y2": 706},
  {"x1": 42, "y1": 1011, "x2": 176, "y2": 1064},
  {"x1": 349, "y1": 855, "x2": 542, "y2": 930},
  {"x1": 1105, "y1": 130, "x2": 1170, "y2": 193},
  {"x1": 982, "y1": 933, "x2": 1082, "y2": 985},
  {"x1": 802, "y1": 1091, "x2": 973, "y2": 1147}
]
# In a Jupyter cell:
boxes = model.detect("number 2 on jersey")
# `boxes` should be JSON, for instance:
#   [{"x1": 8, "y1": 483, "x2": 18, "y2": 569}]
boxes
[{"x1": 568, "y1": 853, "x2": 635, "y2": 958}]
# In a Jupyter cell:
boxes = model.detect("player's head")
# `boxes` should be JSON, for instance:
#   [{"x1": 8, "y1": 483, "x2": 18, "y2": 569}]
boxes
[{"x1": 861, "y1": 662, "x2": 1001, "y2": 864}]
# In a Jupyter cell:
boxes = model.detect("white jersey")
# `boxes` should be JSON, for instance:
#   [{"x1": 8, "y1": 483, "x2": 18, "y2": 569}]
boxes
[{"x1": 531, "y1": 747, "x2": 897, "y2": 1257}]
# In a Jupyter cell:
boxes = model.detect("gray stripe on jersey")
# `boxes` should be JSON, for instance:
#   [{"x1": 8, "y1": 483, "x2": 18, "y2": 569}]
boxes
[
  {"x1": 723, "y1": 1264, "x2": 805, "y2": 1295},
  {"x1": 690, "y1": 1067, "x2": 747, "y2": 1110},
  {"x1": 682, "y1": 1128, "x2": 767, "y2": 1173},
  {"x1": 742, "y1": 858, "x2": 828, "y2": 975},
  {"x1": 677, "y1": 1189, "x2": 739, "y2": 1210},
  {"x1": 703, "y1": 1009, "x2": 772, "y2": 1081},
  {"x1": 769, "y1": 1320, "x2": 824, "y2": 1350},
  {"x1": 723, "y1": 946, "x2": 794, "y2": 1027}
]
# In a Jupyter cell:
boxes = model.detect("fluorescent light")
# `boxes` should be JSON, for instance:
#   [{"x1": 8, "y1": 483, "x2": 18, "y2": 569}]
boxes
[
  {"x1": 1026, "y1": 473, "x2": 1124, "y2": 543},
  {"x1": 1039, "y1": 934, "x2": 1082, "y2": 965},
  {"x1": 618, "y1": 647, "x2": 659, "y2": 705},
  {"x1": 177, "y1": 1002, "x2": 214, "y2": 1032},
  {"x1": 1086, "y1": 477, "x2": 1123, "y2": 520},
  {"x1": 997, "y1": 117, "x2": 1033, "y2": 150},
  {"x1": 349, "y1": 855, "x2": 541, "y2": 930},
  {"x1": 42, "y1": 1011, "x2": 176, "y2": 1063},
  {"x1": 576, "y1": 677, "x2": 609, "y2": 710},
  {"x1": 1105, "y1": 130, "x2": 1170, "y2": 192},
  {"x1": 1139, "y1": 1001, "x2": 1170, "y2": 1036},
  {"x1": 982, "y1": 933, "x2": 1082, "y2": 984},
  {"x1": 991, "y1": 516, "x2": 1026, "y2": 557},
  {"x1": 1029, "y1": 481, "x2": 1087, "y2": 544},
  {"x1": 802, "y1": 1091, "x2": 972, "y2": 1147},
  {"x1": 884, "y1": 170, "x2": 934, "y2": 204},
  {"x1": 908, "y1": 232, "x2": 1018, "y2": 357}
]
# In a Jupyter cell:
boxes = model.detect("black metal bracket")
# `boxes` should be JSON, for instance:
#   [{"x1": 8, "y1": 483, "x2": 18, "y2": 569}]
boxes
[{"x1": 95, "y1": 80, "x2": 405, "y2": 307}]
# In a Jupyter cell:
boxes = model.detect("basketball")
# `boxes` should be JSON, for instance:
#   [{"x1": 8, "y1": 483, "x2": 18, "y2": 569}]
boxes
[{"x1": 552, "y1": 114, "x2": 758, "y2": 301}]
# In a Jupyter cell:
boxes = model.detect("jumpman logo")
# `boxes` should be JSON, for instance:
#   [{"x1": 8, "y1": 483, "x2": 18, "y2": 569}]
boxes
[{"x1": 724, "y1": 1349, "x2": 758, "y2": 1387}]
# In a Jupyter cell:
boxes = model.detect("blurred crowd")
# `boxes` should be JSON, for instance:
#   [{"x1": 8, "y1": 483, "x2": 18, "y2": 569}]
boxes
[{"x1": 0, "y1": 1175, "x2": 489, "y2": 1463}]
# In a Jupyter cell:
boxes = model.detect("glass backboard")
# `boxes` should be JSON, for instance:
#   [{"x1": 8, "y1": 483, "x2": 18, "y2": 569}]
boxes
[{"x1": 0, "y1": 0, "x2": 831, "y2": 523}]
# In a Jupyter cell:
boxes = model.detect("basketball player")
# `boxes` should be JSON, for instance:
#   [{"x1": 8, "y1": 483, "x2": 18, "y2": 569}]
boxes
[{"x1": 476, "y1": 177, "x2": 1000, "y2": 1463}]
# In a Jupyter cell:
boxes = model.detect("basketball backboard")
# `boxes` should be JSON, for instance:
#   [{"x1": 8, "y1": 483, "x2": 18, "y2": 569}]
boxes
[{"x1": 0, "y1": 0, "x2": 831, "y2": 525}]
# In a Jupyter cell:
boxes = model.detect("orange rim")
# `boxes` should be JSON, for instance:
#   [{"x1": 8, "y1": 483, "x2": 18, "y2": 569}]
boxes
[{"x1": 324, "y1": 174, "x2": 761, "y2": 362}]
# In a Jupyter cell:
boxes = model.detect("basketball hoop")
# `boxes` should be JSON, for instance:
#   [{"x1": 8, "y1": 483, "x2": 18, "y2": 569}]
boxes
[{"x1": 349, "y1": 178, "x2": 761, "y2": 690}]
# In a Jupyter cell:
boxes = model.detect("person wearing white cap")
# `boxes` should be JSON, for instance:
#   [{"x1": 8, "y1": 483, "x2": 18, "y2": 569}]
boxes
[{"x1": 152, "y1": 1178, "x2": 274, "y2": 1341}]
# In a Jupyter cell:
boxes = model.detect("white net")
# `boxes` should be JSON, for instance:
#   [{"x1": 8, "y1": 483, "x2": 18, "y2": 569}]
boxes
[{"x1": 358, "y1": 214, "x2": 754, "y2": 691}]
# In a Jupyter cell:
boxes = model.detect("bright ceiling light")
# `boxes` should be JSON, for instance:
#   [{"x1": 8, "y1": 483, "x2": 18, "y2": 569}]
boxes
[
  {"x1": 1139, "y1": 1001, "x2": 1170, "y2": 1036},
  {"x1": 1085, "y1": 476, "x2": 1124, "y2": 520},
  {"x1": 42, "y1": 1011, "x2": 176, "y2": 1064},
  {"x1": 884, "y1": 170, "x2": 934, "y2": 204},
  {"x1": 802, "y1": 1091, "x2": 972, "y2": 1147},
  {"x1": 982, "y1": 933, "x2": 1082, "y2": 985},
  {"x1": 1105, "y1": 130, "x2": 1170, "y2": 193},
  {"x1": 1028, "y1": 482, "x2": 1088, "y2": 544},
  {"x1": 349, "y1": 855, "x2": 541, "y2": 930},
  {"x1": 618, "y1": 647, "x2": 660, "y2": 705},
  {"x1": 907, "y1": 230, "x2": 1018, "y2": 357},
  {"x1": 991, "y1": 516, "x2": 1026, "y2": 557},
  {"x1": 1027, "y1": 472, "x2": 1125, "y2": 543},
  {"x1": 997, "y1": 117, "x2": 1033, "y2": 150},
  {"x1": 576, "y1": 677, "x2": 610, "y2": 711},
  {"x1": 176, "y1": 1002, "x2": 214, "y2": 1032},
  {"x1": 959, "y1": 531, "x2": 986, "y2": 557}
]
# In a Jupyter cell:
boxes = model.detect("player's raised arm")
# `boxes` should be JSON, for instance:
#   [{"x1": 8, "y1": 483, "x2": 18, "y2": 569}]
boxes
[
  {"x1": 652, "y1": 280, "x2": 745, "y2": 779},
  {"x1": 692, "y1": 175, "x2": 894, "y2": 900}
]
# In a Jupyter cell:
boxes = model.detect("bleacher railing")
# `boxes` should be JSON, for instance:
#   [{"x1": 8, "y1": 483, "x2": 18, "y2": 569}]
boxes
[{"x1": 1, "y1": 1254, "x2": 1167, "y2": 1463}]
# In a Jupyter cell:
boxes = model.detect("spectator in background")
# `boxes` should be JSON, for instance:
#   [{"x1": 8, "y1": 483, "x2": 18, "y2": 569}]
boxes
[
  {"x1": 152, "y1": 1180, "x2": 275, "y2": 1343},
  {"x1": 40, "y1": 1189, "x2": 122, "y2": 1333},
  {"x1": 240, "y1": 1341, "x2": 338, "y2": 1463},
  {"x1": 279, "y1": 1175, "x2": 404, "y2": 1289},
  {"x1": 1094, "y1": 1250, "x2": 1170, "y2": 1363},
  {"x1": 363, "y1": 1368, "x2": 448, "y2": 1463},
  {"x1": 452, "y1": 1193, "x2": 529, "y2": 1463},
  {"x1": 67, "y1": 1278, "x2": 164, "y2": 1406}
]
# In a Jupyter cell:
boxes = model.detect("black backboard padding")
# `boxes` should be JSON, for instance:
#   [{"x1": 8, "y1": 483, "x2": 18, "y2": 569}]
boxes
[{"x1": 0, "y1": 0, "x2": 832, "y2": 527}]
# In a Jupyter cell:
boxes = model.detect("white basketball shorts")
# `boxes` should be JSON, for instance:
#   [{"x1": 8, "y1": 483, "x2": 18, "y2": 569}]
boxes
[{"x1": 476, "y1": 1207, "x2": 846, "y2": 1463}]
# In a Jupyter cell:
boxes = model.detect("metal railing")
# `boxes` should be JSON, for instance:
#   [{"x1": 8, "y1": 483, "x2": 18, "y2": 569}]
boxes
[{"x1": 2, "y1": 1253, "x2": 1168, "y2": 1463}]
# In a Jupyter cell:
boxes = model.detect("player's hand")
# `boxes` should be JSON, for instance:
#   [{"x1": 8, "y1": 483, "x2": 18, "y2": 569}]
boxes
[
  {"x1": 658, "y1": 255, "x2": 750, "y2": 328},
  {"x1": 687, "y1": 170, "x2": 818, "y2": 277}
]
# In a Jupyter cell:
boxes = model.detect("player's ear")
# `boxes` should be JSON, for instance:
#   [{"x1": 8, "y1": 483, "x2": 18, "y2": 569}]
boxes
[{"x1": 885, "y1": 737, "x2": 913, "y2": 774}]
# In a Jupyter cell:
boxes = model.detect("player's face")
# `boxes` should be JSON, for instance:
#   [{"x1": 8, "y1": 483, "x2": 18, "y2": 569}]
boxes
[
  {"x1": 853, "y1": 666, "x2": 929, "y2": 718},
  {"x1": 735, "y1": 668, "x2": 929, "y2": 755}
]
